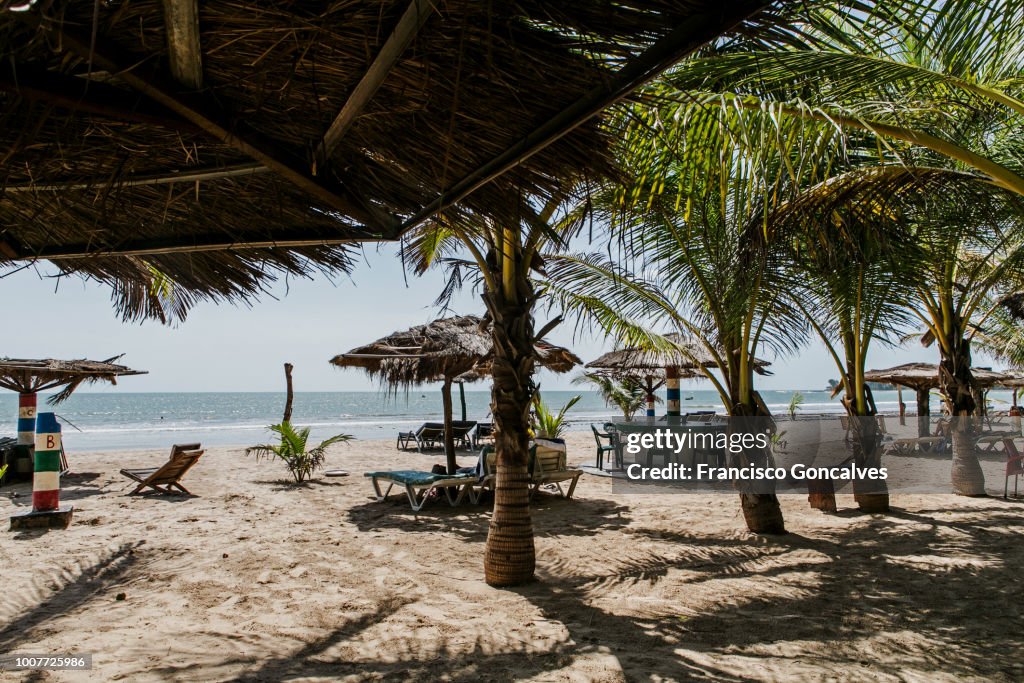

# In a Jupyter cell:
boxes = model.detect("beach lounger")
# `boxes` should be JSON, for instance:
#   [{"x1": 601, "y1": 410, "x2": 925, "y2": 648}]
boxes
[
  {"x1": 885, "y1": 436, "x2": 946, "y2": 455},
  {"x1": 396, "y1": 421, "x2": 477, "y2": 452},
  {"x1": 365, "y1": 470, "x2": 476, "y2": 511},
  {"x1": 397, "y1": 423, "x2": 445, "y2": 451},
  {"x1": 473, "y1": 446, "x2": 499, "y2": 502},
  {"x1": 120, "y1": 443, "x2": 204, "y2": 495},
  {"x1": 472, "y1": 422, "x2": 494, "y2": 450},
  {"x1": 530, "y1": 440, "x2": 583, "y2": 500}
]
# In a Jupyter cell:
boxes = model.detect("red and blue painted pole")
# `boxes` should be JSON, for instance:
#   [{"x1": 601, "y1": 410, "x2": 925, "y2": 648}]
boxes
[
  {"x1": 33, "y1": 412, "x2": 62, "y2": 512},
  {"x1": 17, "y1": 393, "x2": 36, "y2": 447}
]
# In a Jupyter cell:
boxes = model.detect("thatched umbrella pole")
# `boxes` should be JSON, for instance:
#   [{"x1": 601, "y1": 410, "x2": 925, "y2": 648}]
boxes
[
  {"x1": 440, "y1": 376, "x2": 458, "y2": 475},
  {"x1": 916, "y1": 387, "x2": 931, "y2": 437},
  {"x1": 457, "y1": 381, "x2": 467, "y2": 422}
]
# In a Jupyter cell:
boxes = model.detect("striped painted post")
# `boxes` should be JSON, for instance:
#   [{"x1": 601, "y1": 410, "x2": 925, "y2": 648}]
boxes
[
  {"x1": 18, "y1": 393, "x2": 36, "y2": 446},
  {"x1": 33, "y1": 412, "x2": 62, "y2": 512},
  {"x1": 666, "y1": 366, "x2": 681, "y2": 417},
  {"x1": 645, "y1": 377, "x2": 656, "y2": 417}
]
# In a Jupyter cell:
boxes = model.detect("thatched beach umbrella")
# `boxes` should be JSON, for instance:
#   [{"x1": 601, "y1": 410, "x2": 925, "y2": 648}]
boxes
[
  {"x1": 0, "y1": 355, "x2": 145, "y2": 475},
  {"x1": 330, "y1": 315, "x2": 580, "y2": 473},
  {"x1": 864, "y1": 363, "x2": 1012, "y2": 436},
  {"x1": 0, "y1": 1, "x2": 770, "y2": 322},
  {"x1": 586, "y1": 334, "x2": 771, "y2": 417},
  {"x1": 993, "y1": 370, "x2": 1024, "y2": 407}
]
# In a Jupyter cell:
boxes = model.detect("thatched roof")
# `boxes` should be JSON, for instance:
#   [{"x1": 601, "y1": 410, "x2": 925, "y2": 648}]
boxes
[
  {"x1": 864, "y1": 363, "x2": 1013, "y2": 391},
  {"x1": 0, "y1": 354, "x2": 146, "y2": 402},
  {"x1": 330, "y1": 314, "x2": 580, "y2": 386},
  {"x1": 0, "y1": 1, "x2": 779, "y2": 318},
  {"x1": 585, "y1": 334, "x2": 772, "y2": 376}
]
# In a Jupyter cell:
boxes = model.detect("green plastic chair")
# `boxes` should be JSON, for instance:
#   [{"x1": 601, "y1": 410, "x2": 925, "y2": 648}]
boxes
[{"x1": 591, "y1": 424, "x2": 616, "y2": 470}]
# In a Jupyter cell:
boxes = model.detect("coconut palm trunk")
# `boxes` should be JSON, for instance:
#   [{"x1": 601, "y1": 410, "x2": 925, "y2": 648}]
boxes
[
  {"x1": 940, "y1": 334, "x2": 985, "y2": 495},
  {"x1": 482, "y1": 231, "x2": 537, "y2": 586},
  {"x1": 847, "y1": 389, "x2": 889, "y2": 512},
  {"x1": 732, "y1": 390, "x2": 786, "y2": 534}
]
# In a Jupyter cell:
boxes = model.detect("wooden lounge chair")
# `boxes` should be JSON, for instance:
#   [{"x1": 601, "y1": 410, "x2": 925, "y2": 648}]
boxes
[
  {"x1": 120, "y1": 443, "x2": 204, "y2": 495},
  {"x1": 530, "y1": 440, "x2": 583, "y2": 500},
  {"x1": 365, "y1": 470, "x2": 476, "y2": 511}
]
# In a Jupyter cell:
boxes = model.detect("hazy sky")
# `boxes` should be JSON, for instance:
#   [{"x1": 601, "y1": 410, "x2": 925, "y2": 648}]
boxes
[{"x1": 0, "y1": 242, "x2": 974, "y2": 394}]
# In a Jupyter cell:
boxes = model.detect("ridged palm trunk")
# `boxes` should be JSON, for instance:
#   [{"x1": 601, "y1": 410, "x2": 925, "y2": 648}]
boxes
[
  {"x1": 482, "y1": 269, "x2": 537, "y2": 586},
  {"x1": 939, "y1": 334, "x2": 985, "y2": 496},
  {"x1": 731, "y1": 395, "x2": 786, "y2": 534},
  {"x1": 848, "y1": 410, "x2": 889, "y2": 513},
  {"x1": 441, "y1": 377, "x2": 457, "y2": 475}
]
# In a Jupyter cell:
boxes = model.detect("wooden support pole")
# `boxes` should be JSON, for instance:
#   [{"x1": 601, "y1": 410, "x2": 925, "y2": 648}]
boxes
[
  {"x1": 161, "y1": 0, "x2": 204, "y2": 89},
  {"x1": 395, "y1": 1, "x2": 771, "y2": 235},
  {"x1": 315, "y1": 0, "x2": 434, "y2": 166},
  {"x1": 283, "y1": 363, "x2": 294, "y2": 425},
  {"x1": 31, "y1": 19, "x2": 393, "y2": 234}
]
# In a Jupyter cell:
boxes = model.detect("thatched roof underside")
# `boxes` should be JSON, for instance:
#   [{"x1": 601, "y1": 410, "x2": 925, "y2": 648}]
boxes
[
  {"x1": 0, "y1": 354, "x2": 146, "y2": 402},
  {"x1": 0, "y1": 1, "x2": 780, "y2": 317},
  {"x1": 330, "y1": 314, "x2": 580, "y2": 386},
  {"x1": 864, "y1": 363, "x2": 1013, "y2": 390},
  {"x1": 586, "y1": 334, "x2": 772, "y2": 376}
]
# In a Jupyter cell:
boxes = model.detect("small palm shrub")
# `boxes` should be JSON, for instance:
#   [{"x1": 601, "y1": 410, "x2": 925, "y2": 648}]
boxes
[
  {"x1": 532, "y1": 393, "x2": 582, "y2": 440},
  {"x1": 573, "y1": 372, "x2": 652, "y2": 421},
  {"x1": 788, "y1": 392, "x2": 805, "y2": 419},
  {"x1": 247, "y1": 422, "x2": 351, "y2": 483}
]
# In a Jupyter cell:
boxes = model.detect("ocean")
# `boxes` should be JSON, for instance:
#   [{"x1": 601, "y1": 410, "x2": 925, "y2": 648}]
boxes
[{"x1": 0, "y1": 389, "x2": 1016, "y2": 452}]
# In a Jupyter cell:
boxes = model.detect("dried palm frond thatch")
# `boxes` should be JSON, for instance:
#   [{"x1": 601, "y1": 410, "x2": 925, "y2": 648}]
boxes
[
  {"x1": 0, "y1": 355, "x2": 146, "y2": 403},
  {"x1": 330, "y1": 315, "x2": 579, "y2": 387},
  {"x1": 864, "y1": 362, "x2": 1011, "y2": 390},
  {"x1": 585, "y1": 334, "x2": 772, "y2": 376},
  {"x1": 0, "y1": 0, "x2": 781, "y2": 320}
]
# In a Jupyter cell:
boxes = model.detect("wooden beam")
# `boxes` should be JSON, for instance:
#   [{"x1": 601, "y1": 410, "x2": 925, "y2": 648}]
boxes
[
  {"x1": 2, "y1": 162, "x2": 268, "y2": 193},
  {"x1": 32, "y1": 18, "x2": 396, "y2": 236},
  {"x1": 161, "y1": 0, "x2": 203, "y2": 89},
  {"x1": 315, "y1": 0, "x2": 434, "y2": 165},
  {"x1": 1, "y1": 228, "x2": 390, "y2": 261},
  {"x1": 396, "y1": 1, "x2": 772, "y2": 235},
  {"x1": 0, "y1": 65, "x2": 201, "y2": 133}
]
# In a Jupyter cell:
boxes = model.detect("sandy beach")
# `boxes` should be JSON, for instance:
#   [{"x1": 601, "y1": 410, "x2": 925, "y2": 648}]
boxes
[{"x1": 1, "y1": 431, "x2": 1022, "y2": 682}]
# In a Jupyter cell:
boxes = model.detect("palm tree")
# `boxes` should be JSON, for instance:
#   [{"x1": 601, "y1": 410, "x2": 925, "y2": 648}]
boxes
[
  {"x1": 658, "y1": 0, "x2": 1024, "y2": 495},
  {"x1": 402, "y1": 194, "x2": 578, "y2": 586},
  {"x1": 573, "y1": 372, "x2": 652, "y2": 421},
  {"x1": 545, "y1": 99, "x2": 848, "y2": 534},
  {"x1": 780, "y1": 170, "x2": 932, "y2": 512},
  {"x1": 247, "y1": 422, "x2": 351, "y2": 483}
]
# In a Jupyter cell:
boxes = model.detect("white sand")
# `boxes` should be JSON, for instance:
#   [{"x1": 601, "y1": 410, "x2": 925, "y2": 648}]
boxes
[{"x1": 1, "y1": 431, "x2": 1023, "y2": 681}]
